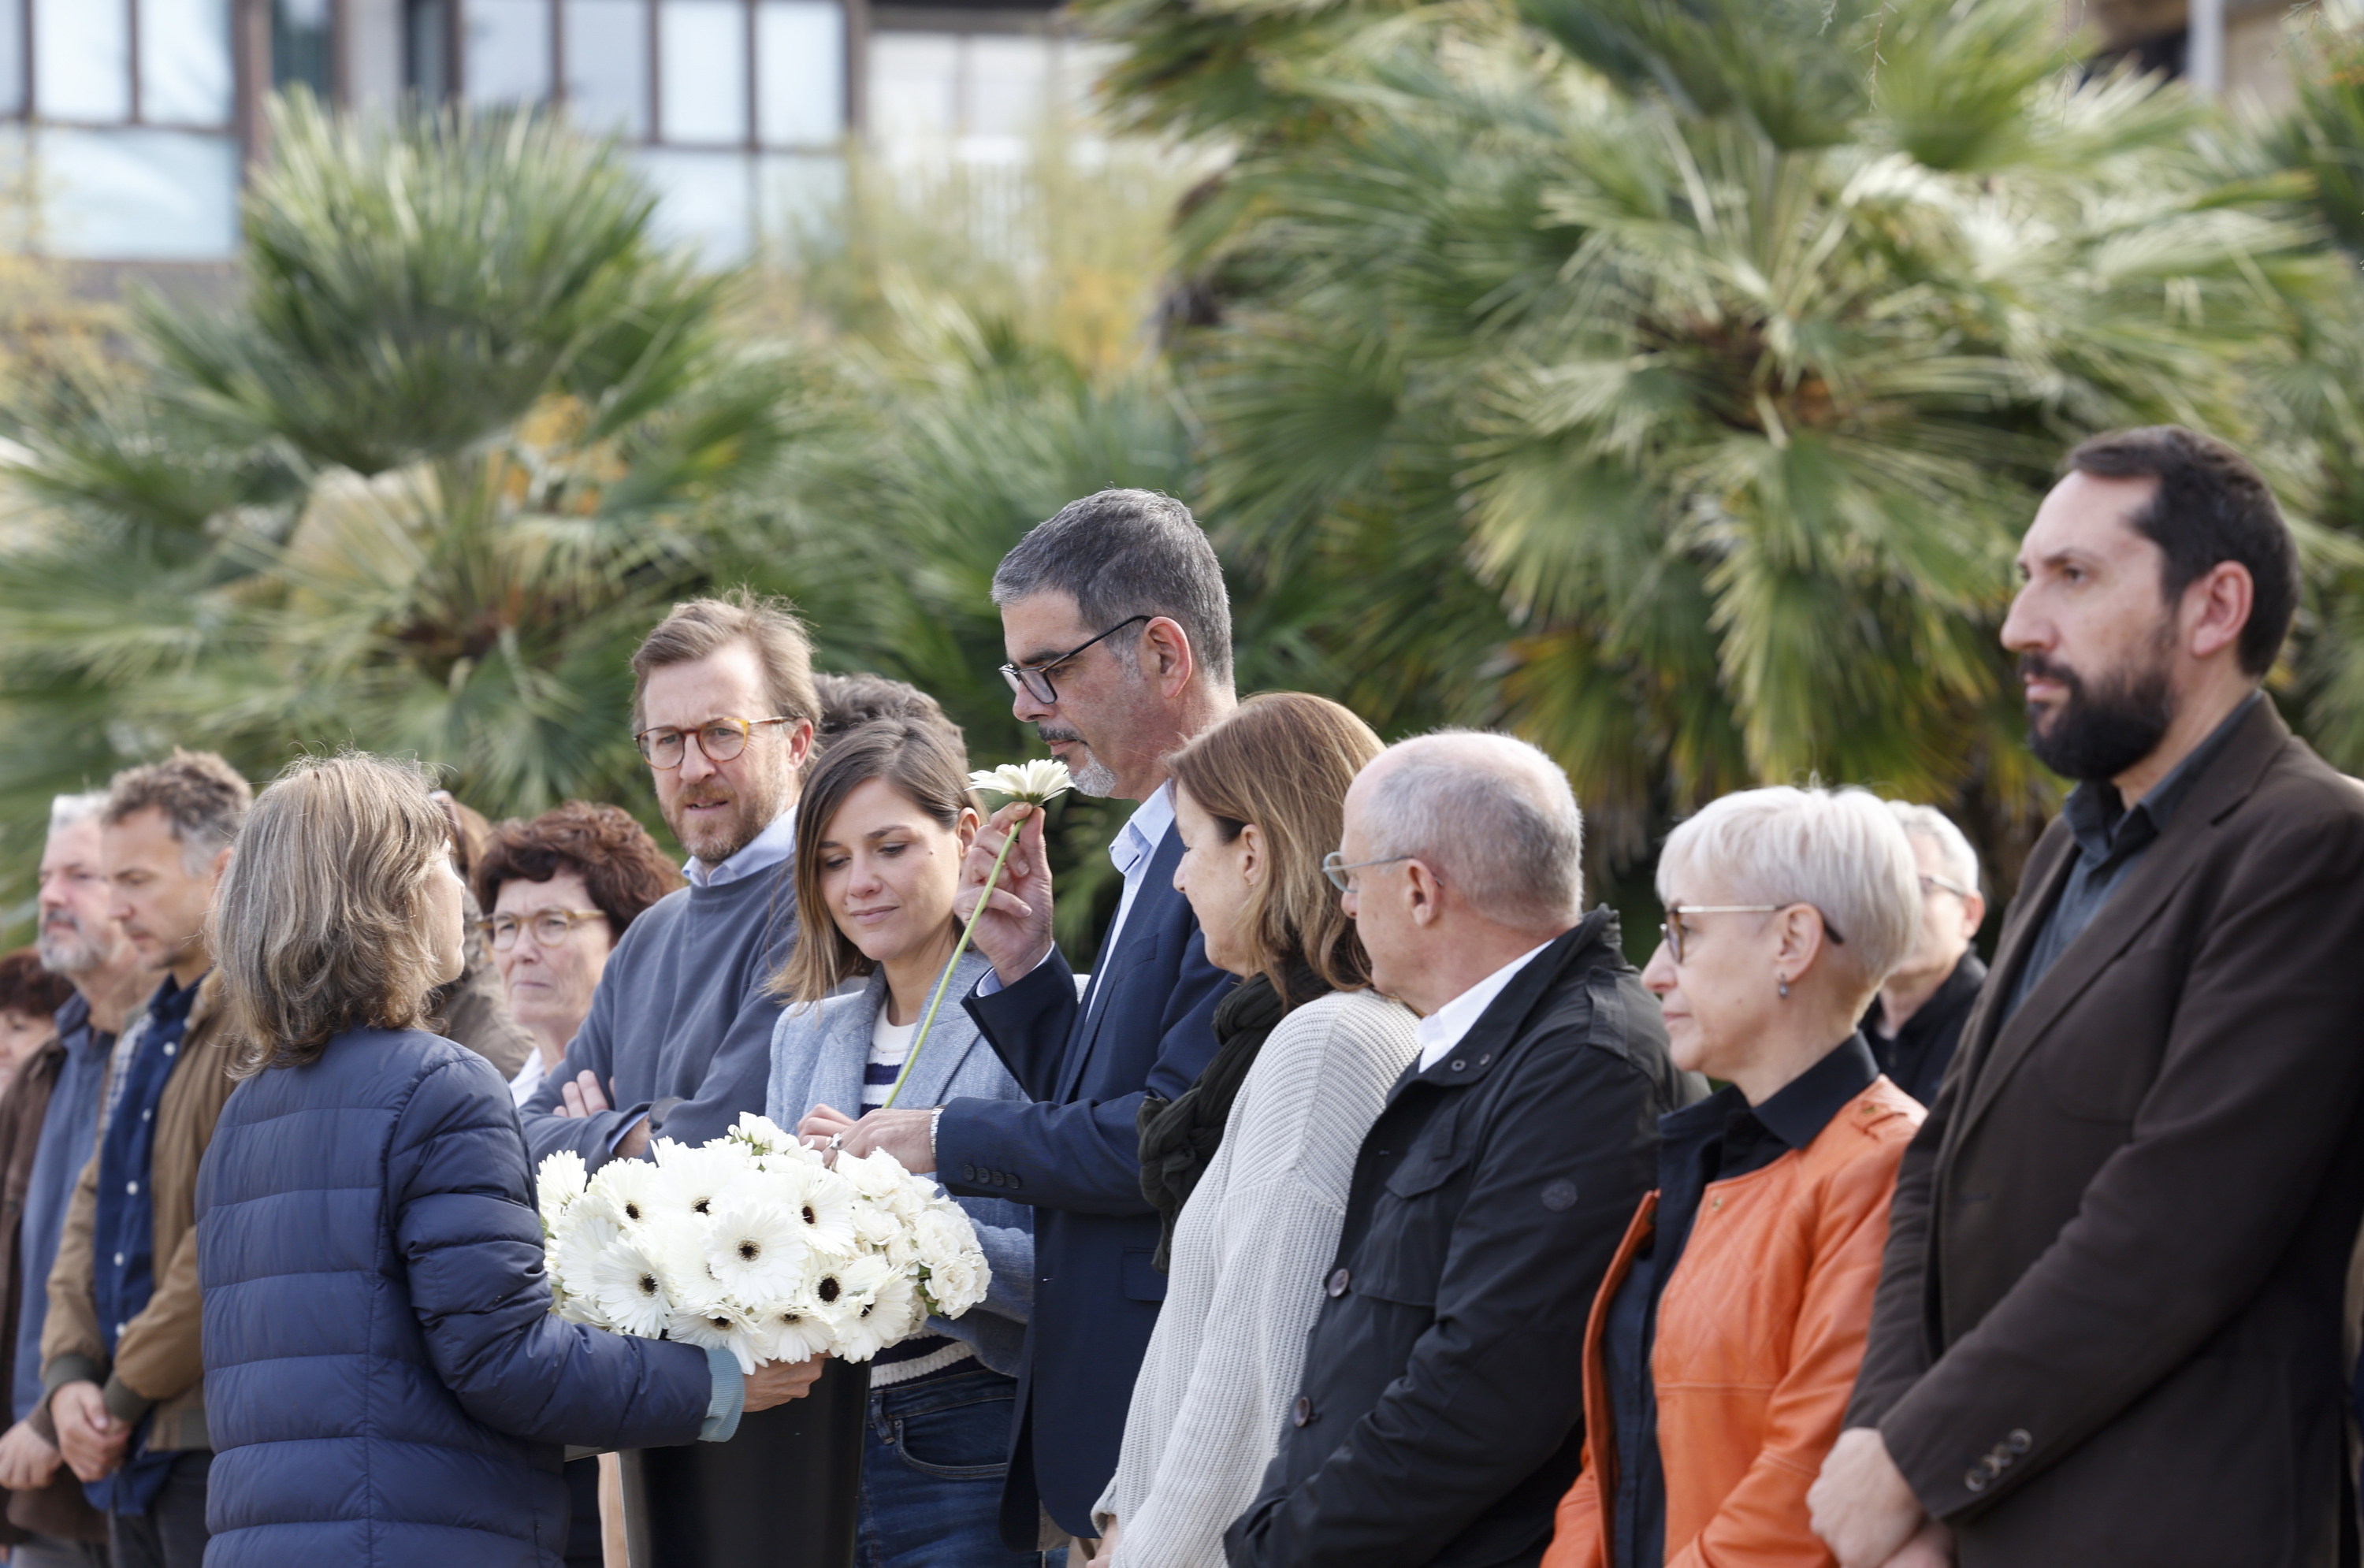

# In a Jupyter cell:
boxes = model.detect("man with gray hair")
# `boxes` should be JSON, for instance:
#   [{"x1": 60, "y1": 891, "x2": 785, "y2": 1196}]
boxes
[
  {"x1": 1860, "y1": 804, "x2": 1987, "y2": 1109},
  {"x1": 827, "y1": 489, "x2": 1236, "y2": 1552},
  {"x1": 0, "y1": 794, "x2": 148, "y2": 1561},
  {"x1": 1227, "y1": 732, "x2": 1698, "y2": 1567}
]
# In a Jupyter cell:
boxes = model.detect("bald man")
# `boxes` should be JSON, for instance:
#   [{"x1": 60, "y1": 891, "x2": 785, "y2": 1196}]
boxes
[{"x1": 1226, "y1": 733, "x2": 1701, "y2": 1568}]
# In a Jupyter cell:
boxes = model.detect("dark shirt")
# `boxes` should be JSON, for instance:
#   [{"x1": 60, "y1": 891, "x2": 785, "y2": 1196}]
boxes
[
  {"x1": 1602, "y1": 1034, "x2": 1881, "y2": 1568},
  {"x1": 2004, "y1": 690, "x2": 2260, "y2": 1025},
  {"x1": 1864, "y1": 951, "x2": 1987, "y2": 1109},
  {"x1": 89, "y1": 971, "x2": 202, "y2": 1513}
]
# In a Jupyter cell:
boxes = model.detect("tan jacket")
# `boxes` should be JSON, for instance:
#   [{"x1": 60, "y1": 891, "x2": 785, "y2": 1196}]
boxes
[{"x1": 41, "y1": 971, "x2": 239, "y2": 1451}]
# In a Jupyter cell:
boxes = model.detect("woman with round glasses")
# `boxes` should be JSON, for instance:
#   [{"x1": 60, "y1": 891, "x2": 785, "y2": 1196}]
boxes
[
  {"x1": 472, "y1": 803, "x2": 684, "y2": 1107},
  {"x1": 1545, "y1": 786, "x2": 1929, "y2": 1568},
  {"x1": 1092, "y1": 693, "x2": 1418, "y2": 1568}
]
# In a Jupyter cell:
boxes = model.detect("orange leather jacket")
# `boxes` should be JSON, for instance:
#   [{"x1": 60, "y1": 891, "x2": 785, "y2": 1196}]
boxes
[{"x1": 1545, "y1": 1076, "x2": 1923, "y2": 1568}]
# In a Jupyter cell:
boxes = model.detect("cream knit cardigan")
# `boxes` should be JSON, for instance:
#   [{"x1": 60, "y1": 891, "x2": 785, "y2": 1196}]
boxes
[{"x1": 1094, "y1": 987, "x2": 1421, "y2": 1566}]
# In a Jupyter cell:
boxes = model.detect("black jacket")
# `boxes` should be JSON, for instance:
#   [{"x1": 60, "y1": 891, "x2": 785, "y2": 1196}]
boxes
[
  {"x1": 1864, "y1": 950, "x2": 1986, "y2": 1109},
  {"x1": 1225, "y1": 911, "x2": 1699, "y2": 1568}
]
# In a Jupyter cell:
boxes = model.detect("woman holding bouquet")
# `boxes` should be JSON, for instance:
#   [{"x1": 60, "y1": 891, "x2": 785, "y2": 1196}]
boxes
[
  {"x1": 768, "y1": 715, "x2": 1046, "y2": 1568},
  {"x1": 1091, "y1": 693, "x2": 1419, "y2": 1568},
  {"x1": 194, "y1": 755, "x2": 820, "y2": 1567}
]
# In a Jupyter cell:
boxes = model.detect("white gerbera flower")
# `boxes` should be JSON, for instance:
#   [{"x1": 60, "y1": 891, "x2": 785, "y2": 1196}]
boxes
[
  {"x1": 589, "y1": 1234, "x2": 678, "y2": 1338},
  {"x1": 728, "y1": 1113, "x2": 797, "y2": 1156},
  {"x1": 967, "y1": 759, "x2": 1073, "y2": 806},
  {"x1": 755, "y1": 1290, "x2": 841, "y2": 1363},
  {"x1": 589, "y1": 1158, "x2": 667, "y2": 1228},
  {"x1": 774, "y1": 1159, "x2": 860, "y2": 1257},
  {"x1": 654, "y1": 1139, "x2": 753, "y2": 1220},
  {"x1": 535, "y1": 1150, "x2": 589, "y2": 1235},
  {"x1": 667, "y1": 1297, "x2": 766, "y2": 1373},
  {"x1": 701, "y1": 1189, "x2": 812, "y2": 1301},
  {"x1": 553, "y1": 1195, "x2": 624, "y2": 1301},
  {"x1": 837, "y1": 1266, "x2": 925, "y2": 1362}
]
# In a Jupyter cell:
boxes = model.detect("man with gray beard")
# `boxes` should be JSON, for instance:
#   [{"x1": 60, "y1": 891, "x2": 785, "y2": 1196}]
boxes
[{"x1": 0, "y1": 793, "x2": 151, "y2": 1564}]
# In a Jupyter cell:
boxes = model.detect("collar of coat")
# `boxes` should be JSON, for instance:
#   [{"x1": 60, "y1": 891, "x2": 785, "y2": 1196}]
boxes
[{"x1": 1394, "y1": 907, "x2": 1624, "y2": 1098}]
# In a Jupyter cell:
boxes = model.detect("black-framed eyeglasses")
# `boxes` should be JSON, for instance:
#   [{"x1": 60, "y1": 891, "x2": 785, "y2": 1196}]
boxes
[
  {"x1": 477, "y1": 909, "x2": 610, "y2": 951},
  {"x1": 999, "y1": 616, "x2": 1150, "y2": 705},
  {"x1": 1919, "y1": 872, "x2": 1975, "y2": 900},
  {"x1": 634, "y1": 715, "x2": 791, "y2": 770},
  {"x1": 1660, "y1": 901, "x2": 1846, "y2": 965},
  {"x1": 1321, "y1": 851, "x2": 1419, "y2": 894}
]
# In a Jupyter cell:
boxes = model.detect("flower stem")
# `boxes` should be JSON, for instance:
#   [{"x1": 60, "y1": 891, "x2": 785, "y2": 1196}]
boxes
[{"x1": 881, "y1": 808, "x2": 1028, "y2": 1113}]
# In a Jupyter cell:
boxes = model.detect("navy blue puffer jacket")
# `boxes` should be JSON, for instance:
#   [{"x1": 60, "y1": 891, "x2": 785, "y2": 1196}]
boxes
[{"x1": 197, "y1": 1027, "x2": 712, "y2": 1566}]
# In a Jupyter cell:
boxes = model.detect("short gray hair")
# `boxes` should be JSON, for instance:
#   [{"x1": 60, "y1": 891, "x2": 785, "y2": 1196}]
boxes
[
  {"x1": 1362, "y1": 731, "x2": 1584, "y2": 927},
  {"x1": 1886, "y1": 801, "x2": 1981, "y2": 898},
  {"x1": 991, "y1": 489, "x2": 1235, "y2": 687},
  {"x1": 48, "y1": 792, "x2": 108, "y2": 837},
  {"x1": 1657, "y1": 786, "x2": 1921, "y2": 987}
]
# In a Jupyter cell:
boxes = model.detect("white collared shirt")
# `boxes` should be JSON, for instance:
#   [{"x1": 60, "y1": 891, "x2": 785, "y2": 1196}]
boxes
[
  {"x1": 977, "y1": 783, "x2": 1176, "y2": 997},
  {"x1": 1414, "y1": 939, "x2": 1555, "y2": 1072},
  {"x1": 682, "y1": 807, "x2": 797, "y2": 889}
]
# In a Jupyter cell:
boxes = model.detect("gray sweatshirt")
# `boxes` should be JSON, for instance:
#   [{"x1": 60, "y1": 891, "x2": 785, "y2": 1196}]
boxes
[{"x1": 519, "y1": 861, "x2": 797, "y2": 1172}]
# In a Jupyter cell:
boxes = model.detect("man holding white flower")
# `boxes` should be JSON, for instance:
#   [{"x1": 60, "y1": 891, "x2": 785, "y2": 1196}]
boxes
[{"x1": 822, "y1": 490, "x2": 1237, "y2": 1556}]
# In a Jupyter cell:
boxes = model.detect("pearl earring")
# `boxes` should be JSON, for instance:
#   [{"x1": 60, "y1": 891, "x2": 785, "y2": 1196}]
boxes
[{"x1": 1777, "y1": 977, "x2": 1790, "y2": 999}]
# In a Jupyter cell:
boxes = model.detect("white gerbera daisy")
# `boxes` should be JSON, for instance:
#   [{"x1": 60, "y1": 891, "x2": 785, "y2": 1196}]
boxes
[
  {"x1": 553, "y1": 1195, "x2": 623, "y2": 1302},
  {"x1": 773, "y1": 1159, "x2": 860, "y2": 1257},
  {"x1": 589, "y1": 1233, "x2": 678, "y2": 1338},
  {"x1": 755, "y1": 1295, "x2": 840, "y2": 1363},
  {"x1": 589, "y1": 1158, "x2": 668, "y2": 1228},
  {"x1": 535, "y1": 1150, "x2": 589, "y2": 1235},
  {"x1": 838, "y1": 1266, "x2": 925, "y2": 1362},
  {"x1": 701, "y1": 1190, "x2": 812, "y2": 1301},
  {"x1": 666, "y1": 1297, "x2": 765, "y2": 1373},
  {"x1": 654, "y1": 1139, "x2": 753, "y2": 1219},
  {"x1": 967, "y1": 759, "x2": 1074, "y2": 806},
  {"x1": 728, "y1": 1113, "x2": 797, "y2": 1156}
]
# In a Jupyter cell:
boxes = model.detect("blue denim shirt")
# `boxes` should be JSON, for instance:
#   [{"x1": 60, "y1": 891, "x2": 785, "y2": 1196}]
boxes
[{"x1": 13, "y1": 992, "x2": 113, "y2": 1422}]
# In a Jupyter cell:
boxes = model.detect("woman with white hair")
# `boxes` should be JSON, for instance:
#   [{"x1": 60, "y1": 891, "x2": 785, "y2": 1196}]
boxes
[{"x1": 1545, "y1": 786, "x2": 1931, "y2": 1568}]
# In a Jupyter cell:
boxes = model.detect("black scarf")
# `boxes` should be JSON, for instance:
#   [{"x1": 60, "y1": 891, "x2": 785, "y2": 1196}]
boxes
[{"x1": 1138, "y1": 964, "x2": 1331, "y2": 1270}]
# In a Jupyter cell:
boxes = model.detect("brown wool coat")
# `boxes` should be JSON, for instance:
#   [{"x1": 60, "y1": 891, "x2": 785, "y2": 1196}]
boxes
[
  {"x1": 1847, "y1": 696, "x2": 2364, "y2": 1567},
  {"x1": 42, "y1": 970, "x2": 240, "y2": 1451}
]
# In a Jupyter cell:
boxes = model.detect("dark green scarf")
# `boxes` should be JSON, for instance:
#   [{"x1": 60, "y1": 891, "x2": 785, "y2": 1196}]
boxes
[{"x1": 1138, "y1": 964, "x2": 1331, "y2": 1270}]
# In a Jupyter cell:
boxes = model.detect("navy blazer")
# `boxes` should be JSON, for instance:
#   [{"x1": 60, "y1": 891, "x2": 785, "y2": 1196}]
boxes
[{"x1": 942, "y1": 823, "x2": 1232, "y2": 1544}]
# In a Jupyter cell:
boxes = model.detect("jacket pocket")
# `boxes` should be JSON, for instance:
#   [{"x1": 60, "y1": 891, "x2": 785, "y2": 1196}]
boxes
[{"x1": 1121, "y1": 1247, "x2": 1167, "y2": 1302}]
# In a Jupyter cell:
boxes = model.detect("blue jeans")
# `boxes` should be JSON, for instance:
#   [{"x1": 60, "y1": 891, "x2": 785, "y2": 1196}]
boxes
[{"x1": 858, "y1": 1365, "x2": 1061, "y2": 1568}]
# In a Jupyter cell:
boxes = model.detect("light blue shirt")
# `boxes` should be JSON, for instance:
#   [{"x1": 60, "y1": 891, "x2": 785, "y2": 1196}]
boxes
[
  {"x1": 682, "y1": 807, "x2": 797, "y2": 889},
  {"x1": 980, "y1": 783, "x2": 1176, "y2": 995}
]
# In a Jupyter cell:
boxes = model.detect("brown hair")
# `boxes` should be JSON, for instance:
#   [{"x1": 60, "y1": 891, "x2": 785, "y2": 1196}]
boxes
[
  {"x1": 210, "y1": 754, "x2": 453, "y2": 1078},
  {"x1": 772, "y1": 718, "x2": 979, "y2": 1007},
  {"x1": 472, "y1": 802, "x2": 686, "y2": 937},
  {"x1": 813, "y1": 671, "x2": 953, "y2": 749},
  {"x1": 1166, "y1": 693, "x2": 1383, "y2": 1003},
  {"x1": 630, "y1": 589, "x2": 820, "y2": 734},
  {"x1": 103, "y1": 749, "x2": 252, "y2": 874},
  {"x1": 0, "y1": 949, "x2": 72, "y2": 1020}
]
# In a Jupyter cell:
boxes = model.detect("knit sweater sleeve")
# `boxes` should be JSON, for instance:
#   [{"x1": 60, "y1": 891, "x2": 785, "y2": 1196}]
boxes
[{"x1": 1098, "y1": 992, "x2": 1418, "y2": 1568}]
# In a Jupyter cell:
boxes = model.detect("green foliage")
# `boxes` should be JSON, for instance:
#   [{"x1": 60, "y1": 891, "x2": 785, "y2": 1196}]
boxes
[
  {"x1": 0, "y1": 95, "x2": 807, "y2": 893},
  {"x1": 1151, "y1": 0, "x2": 2348, "y2": 897}
]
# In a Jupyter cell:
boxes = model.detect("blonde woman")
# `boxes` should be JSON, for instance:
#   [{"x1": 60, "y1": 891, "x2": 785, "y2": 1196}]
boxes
[
  {"x1": 1094, "y1": 693, "x2": 1419, "y2": 1568},
  {"x1": 194, "y1": 755, "x2": 816, "y2": 1567}
]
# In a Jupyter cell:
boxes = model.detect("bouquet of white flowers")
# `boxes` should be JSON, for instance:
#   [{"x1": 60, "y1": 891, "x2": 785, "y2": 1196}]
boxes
[{"x1": 535, "y1": 1113, "x2": 991, "y2": 1371}]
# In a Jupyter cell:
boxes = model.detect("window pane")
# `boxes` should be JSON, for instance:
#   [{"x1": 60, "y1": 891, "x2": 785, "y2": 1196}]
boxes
[
  {"x1": 0, "y1": 0, "x2": 20, "y2": 117},
  {"x1": 866, "y1": 32, "x2": 955, "y2": 139},
  {"x1": 409, "y1": 0, "x2": 451, "y2": 98},
  {"x1": 466, "y1": 0, "x2": 552, "y2": 104},
  {"x1": 658, "y1": 0, "x2": 746, "y2": 146},
  {"x1": 634, "y1": 146, "x2": 748, "y2": 258},
  {"x1": 35, "y1": 126, "x2": 239, "y2": 258},
  {"x1": 143, "y1": 0, "x2": 234, "y2": 124},
  {"x1": 273, "y1": 0, "x2": 335, "y2": 98},
  {"x1": 755, "y1": 1, "x2": 840, "y2": 147},
  {"x1": 34, "y1": 0, "x2": 131, "y2": 122},
  {"x1": 965, "y1": 35, "x2": 1048, "y2": 138},
  {"x1": 563, "y1": 0, "x2": 647, "y2": 139}
]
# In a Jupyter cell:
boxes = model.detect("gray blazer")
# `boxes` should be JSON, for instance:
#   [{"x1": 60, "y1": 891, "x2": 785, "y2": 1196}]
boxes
[{"x1": 766, "y1": 950, "x2": 1032, "y2": 1377}]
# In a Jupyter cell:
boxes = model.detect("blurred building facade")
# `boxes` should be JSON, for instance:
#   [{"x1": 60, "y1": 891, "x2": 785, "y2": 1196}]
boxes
[
  {"x1": 0, "y1": 0, "x2": 2321, "y2": 265},
  {"x1": 0, "y1": 0, "x2": 1110, "y2": 262}
]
